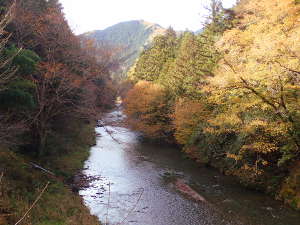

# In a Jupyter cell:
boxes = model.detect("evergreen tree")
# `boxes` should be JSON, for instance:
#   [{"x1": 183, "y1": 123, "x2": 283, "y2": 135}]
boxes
[
  {"x1": 130, "y1": 27, "x2": 177, "y2": 82},
  {"x1": 164, "y1": 32, "x2": 219, "y2": 98}
]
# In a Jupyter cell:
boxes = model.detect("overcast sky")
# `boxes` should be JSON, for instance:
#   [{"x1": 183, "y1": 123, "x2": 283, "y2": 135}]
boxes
[{"x1": 59, "y1": 0, "x2": 237, "y2": 35}]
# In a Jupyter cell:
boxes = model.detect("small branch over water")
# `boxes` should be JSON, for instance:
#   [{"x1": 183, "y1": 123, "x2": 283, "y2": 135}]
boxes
[
  {"x1": 105, "y1": 182, "x2": 111, "y2": 225},
  {"x1": 117, "y1": 188, "x2": 144, "y2": 225},
  {"x1": 14, "y1": 182, "x2": 50, "y2": 225}
]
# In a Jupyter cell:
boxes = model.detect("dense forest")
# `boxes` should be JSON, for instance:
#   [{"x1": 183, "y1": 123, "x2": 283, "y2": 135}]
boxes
[
  {"x1": 0, "y1": 0, "x2": 116, "y2": 224},
  {"x1": 124, "y1": 0, "x2": 300, "y2": 210}
]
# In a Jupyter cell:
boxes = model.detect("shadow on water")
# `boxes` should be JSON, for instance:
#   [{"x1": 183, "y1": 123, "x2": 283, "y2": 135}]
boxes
[{"x1": 80, "y1": 107, "x2": 300, "y2": 225}]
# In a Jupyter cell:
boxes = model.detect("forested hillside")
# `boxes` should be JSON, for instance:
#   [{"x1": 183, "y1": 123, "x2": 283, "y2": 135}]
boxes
[
  {"x1": 82, "y1": 20, "x2": 166, "y2": 80},
  {"x1": 0, "y1": 0, "x2": 116, "y2": 224},
  {"x1": 124, "y1": 0, "x2": 300, "y2": 210}
]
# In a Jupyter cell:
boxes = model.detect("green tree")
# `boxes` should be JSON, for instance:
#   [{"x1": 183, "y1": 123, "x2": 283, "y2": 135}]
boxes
[
  {"x1": 164, "y1": 32, "x2": 219, "y2": 98},
  {"x1": 129, "y1": 28, "x2": 178, "y2": 82}
]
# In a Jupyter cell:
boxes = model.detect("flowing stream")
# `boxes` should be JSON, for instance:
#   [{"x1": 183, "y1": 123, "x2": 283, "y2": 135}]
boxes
[{"x1": 80, "y1": 106, "x2": 300, "y2": 225}]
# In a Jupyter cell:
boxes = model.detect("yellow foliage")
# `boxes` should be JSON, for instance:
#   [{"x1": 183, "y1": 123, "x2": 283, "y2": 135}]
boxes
[
  {"x1": 207, "y1": 0, "x2": 300, "y2": 157},
  {"x1": 198, "y1": 0, "x2": 300, "y2": 191},
  {"x1": 213, "y1": 0, "x2": 300, "y2": 86},
  {"x1": 124, "y1": 0, "x2": 300, "y2": 208},
  {"x1": 242, "y1": 141, "x2": 278, "y2": 154},
  {"x1": 226, "y1": 153, "x2": 242, "y2": 161}
]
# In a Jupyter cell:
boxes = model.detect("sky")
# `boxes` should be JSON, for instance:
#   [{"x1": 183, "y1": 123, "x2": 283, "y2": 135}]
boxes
[{"x1": 59, "y1": 0, "x2": 237, "y2": 35}]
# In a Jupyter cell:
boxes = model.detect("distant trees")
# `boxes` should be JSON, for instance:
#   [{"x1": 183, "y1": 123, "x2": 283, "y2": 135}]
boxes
[
  {"x1": 129, "y1": 28, "x2": 178, "y2": 82},
  {"x1": 163, "y1": 32, "x2": 219, "y2": 98},
  {"x1": 204, "y1": 0, "x2": 234, "y2": 33},
  {"x1": 124, "y1": 1, "x2": 226, "y2": 142}
]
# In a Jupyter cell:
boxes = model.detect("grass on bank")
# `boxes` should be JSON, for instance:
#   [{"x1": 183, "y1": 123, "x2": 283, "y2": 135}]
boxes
[{"x1": 0, "y1": 123, "x2": 101, "y2": 225}]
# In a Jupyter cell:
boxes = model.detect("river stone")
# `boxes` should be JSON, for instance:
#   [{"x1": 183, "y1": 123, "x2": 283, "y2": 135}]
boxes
[{"x1": 222, "y1": 199, "x2": 234, "y2": 204}]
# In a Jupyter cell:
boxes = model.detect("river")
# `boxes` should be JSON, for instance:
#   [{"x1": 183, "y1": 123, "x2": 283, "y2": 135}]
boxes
[{"x1": 79, "y1": 106, "x2": 300, "y2": 225}]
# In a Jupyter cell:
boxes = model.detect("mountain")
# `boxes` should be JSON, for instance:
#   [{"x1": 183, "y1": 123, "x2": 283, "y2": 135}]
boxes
[{"x1": 81, "y1": 20, "x2": 167, "y2": 80}]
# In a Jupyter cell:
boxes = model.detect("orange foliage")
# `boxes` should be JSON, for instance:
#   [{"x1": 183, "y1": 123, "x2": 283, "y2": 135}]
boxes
[
  {"x1": 124, "y1": 81, "x2": 173, "y2": 140},
  {"x1": 173, "y1": 98, "x2": 208, "y2": 145}
]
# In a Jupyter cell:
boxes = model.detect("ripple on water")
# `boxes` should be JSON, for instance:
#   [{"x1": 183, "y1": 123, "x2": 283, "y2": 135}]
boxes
[{"x1": 80, "y1": 108, "x2": 300, "y2": 225}]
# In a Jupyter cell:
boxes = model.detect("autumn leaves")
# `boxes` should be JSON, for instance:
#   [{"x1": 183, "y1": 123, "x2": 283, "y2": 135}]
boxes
[
  {"x1": 123, "y1": 0, "x2": 300, "y2": 208},
  {"x1": 0, "y1": 0, "x2": 116, "y2": 155}
]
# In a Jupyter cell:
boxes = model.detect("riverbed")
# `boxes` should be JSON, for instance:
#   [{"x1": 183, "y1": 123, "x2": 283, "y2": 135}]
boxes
[{"x1": 80, "y1": 106, "x2": 300, "y2": 225}]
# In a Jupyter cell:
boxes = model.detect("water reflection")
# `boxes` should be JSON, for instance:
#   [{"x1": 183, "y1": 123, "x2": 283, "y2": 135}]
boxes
[{"x1": 80, "y1": 108, "x2": 300, "y2": 225}]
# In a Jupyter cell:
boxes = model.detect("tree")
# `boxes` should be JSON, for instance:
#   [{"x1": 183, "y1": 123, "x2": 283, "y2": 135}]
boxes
[
  {"x1": 163, "y1": 32, "x2": 219, "y2": 98},
  {"x1": 124, "y1": 81, "x2": 173, "y2": 140},
  {"x1": 204, "y1": 0, "x2": 300, "y2": 184},
  {"x1": 203, "y1": 0, "x2": 235, "y2": 34},
  {"x1": 3, "y1": 0, "x2": 118, "y2": 155},
  {"x1": 0, "y1": 1, "x2": 27, "y2": 147},
  {"x1": 0, "y1": 0, "x2": 17, "y2": 90},
  {"x1": 129, "y1": 28, "x2": 178, "y2": 82},
  {"x1": 173, "y1": 98, "x2": 210, "y2": 145}
]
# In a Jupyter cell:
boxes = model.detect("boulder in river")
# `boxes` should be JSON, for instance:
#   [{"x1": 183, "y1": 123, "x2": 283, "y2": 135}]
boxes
[{"x1": 174, "y1": 179, "x2": 207, "y2": 203}]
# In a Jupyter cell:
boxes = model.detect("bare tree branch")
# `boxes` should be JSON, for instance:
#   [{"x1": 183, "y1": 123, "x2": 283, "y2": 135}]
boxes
[
  {"x1": 14, "y1": 182, "x2": 50, "y2": 225},
  {"x1": 117, "y1": 188, "x2": 144, "y2": 225}
]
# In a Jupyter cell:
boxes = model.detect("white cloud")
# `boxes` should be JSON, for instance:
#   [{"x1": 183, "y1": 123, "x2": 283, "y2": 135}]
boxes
[{"x1": 59, "y1": 0, "x2": 236, "y2": 34}]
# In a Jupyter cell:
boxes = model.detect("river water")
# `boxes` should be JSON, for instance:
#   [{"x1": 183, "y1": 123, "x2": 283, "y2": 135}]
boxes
[{"x1": 80, "y1": 106, "x2": 300, "y2": 225}]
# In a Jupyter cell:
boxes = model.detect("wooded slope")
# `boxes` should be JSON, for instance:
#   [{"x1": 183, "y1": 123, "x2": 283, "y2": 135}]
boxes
[{"x1": 124, "y1": 0, "x2": 300, "y2": 210}]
